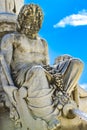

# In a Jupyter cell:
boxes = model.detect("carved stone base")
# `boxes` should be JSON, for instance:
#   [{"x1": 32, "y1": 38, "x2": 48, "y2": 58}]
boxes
[
  {"x1": 0, "y1": 97, "x2": 87, "y2": 130},
  {"x1": 0, "y1": 107, "x2": 15, "y2": 130}
]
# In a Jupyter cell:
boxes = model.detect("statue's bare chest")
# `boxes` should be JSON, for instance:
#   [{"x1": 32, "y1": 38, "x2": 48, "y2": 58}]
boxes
[{"x1": 14, "y1": 37, "x2": 44, "y2": 54}]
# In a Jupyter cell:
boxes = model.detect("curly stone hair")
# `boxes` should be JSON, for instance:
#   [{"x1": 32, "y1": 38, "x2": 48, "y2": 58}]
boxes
[{"x1": 17, "y1": 3, "x2": 44, "y2": 33}]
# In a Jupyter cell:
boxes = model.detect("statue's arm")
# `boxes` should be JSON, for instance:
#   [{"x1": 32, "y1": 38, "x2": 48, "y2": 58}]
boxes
[
  {"x1": 1, "y1": 34, "x2": 17, "y2": 106},
  {"x1": 1, "y1": 34, "x2": 14, "y2": 67},
  {"x1": 41, "y1": 39, "x2": 50, "y2": 65}
]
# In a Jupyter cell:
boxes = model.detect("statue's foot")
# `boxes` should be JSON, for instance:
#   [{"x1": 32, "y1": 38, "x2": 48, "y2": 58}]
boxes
[{"x1": 47, "y1": 118, "x2": 60, "y2": 130}]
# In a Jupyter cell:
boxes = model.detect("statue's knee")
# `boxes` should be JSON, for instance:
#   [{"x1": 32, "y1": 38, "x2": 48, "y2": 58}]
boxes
[
  {"x1": 70, "y1": 59, "x2": 84, "y2": 71},
  {"x1": 31, "y1": 66, "x2": 45, "y2": 75},
  {"x1": 18, "y1": 87, "x2": 27, "y2": 98}
]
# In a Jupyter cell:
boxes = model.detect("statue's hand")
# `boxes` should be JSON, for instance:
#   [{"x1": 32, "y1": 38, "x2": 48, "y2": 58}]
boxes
[{"x1": 3, "y1": 85, "x2": 18, "y2": 106}]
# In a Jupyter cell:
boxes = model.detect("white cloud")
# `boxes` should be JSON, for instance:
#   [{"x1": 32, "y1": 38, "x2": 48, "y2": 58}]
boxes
[
  {"x1": 54, "y1": 9, "x2": 87, "y2": 28},
  {"x1": 80, "y1": 84, "x2": 87, "y2": 90}
]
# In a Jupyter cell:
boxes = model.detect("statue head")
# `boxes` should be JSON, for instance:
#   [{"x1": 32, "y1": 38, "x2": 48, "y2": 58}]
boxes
[{"x1": 17, "y1": 3, "x2": 44, "y2": 39}]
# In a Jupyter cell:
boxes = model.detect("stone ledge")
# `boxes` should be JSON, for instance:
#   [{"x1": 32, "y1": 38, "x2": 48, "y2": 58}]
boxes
[
  {"x1": 0, "y1": 13, "x2": 17, "y2": 37},
  {"x1": 0, "y1": 13, "x2": 17, "y2": 23}
]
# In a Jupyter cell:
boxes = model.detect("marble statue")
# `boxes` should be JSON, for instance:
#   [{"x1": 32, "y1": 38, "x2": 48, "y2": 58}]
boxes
[
  {"x1": 0, "y1": 3, "x2": 87, "y2": 130},
  {"x1": 0, "y1": 0, "x2": 24, "y2": 14}
]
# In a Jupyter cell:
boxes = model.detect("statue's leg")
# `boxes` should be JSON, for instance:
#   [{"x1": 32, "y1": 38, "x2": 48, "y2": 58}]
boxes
[
  {"x1": 63, "y1": 59, "x2": 83, "y2": 93},
  {"x1": 22, "y1": 66, "x2": 60, "y2": 129},
  {"x1": 62, "y1": 59, "x2": 83, "y2": 106}
]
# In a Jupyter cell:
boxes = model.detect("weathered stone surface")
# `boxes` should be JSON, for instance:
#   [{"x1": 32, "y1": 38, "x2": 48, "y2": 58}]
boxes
[
  {"x1": 0, "y1": 2, "x2": 87, "y2": 130},
  {"x1": 0, "y1": 0, "x2": 24, "y2": 14},
  {"x1": 0, "y1": 0, "x2": 24, "y2": 91},
  {"x1": 0, "y1": 97, "x2": 87, "y2": 130},
  {"x1": 0, "y1": 0, "x2": 24, "y2": 38},
  {"x1": 0, "y1": 13, "x2": 17, "y2": 37}
]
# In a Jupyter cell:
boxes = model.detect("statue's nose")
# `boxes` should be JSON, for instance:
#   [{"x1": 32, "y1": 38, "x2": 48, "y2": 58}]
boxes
[{"x1": 33, "y1": 17, "x2": 36, "y2": 22}]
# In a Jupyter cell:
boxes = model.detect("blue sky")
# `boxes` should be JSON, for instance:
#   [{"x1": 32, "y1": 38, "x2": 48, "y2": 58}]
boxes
[{"x1": 24, "y1": 0, "x2": 87, "y2": 88}]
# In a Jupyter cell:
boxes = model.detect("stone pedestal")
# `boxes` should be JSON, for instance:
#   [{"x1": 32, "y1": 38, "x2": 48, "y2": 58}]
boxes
[
  {"x1": 0, "y1": 0, "x2": 24, "y2": 38},
  {"x1": 0, "y1": 0, "x2": 24, "y2": 14},
  {"x1": 0, "y1": 13, "x2": 17, "y2": 38}
]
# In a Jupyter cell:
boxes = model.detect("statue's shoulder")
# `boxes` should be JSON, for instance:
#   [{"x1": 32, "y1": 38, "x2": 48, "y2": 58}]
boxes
[
  {"x1": 1, "y1": 32, "x2": 22, "y2": 40},
  {"x1": 1, "y1": 33, "x2": 14, "y2": 50},
  {"x1": 40, "y1": 37, "x2": 48, "y2": 48},
  {"x1": 1, "y1": 33, "x2": 14, "y2": 41},
  {"x1": 1, "y1": 32, "x2": 22, "y2": 46}
]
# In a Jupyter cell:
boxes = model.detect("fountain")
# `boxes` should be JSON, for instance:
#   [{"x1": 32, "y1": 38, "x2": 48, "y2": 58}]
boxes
[
  {"x1": 72, "y1": 109, "x2": 87, "y2": 122},
  {"x1": 0, "y1": 1, "x2": 87, "y2": 130}
]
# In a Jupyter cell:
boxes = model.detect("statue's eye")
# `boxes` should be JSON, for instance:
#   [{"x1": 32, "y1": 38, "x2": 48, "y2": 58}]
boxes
[{"x1": 26, "y1": 12, "x2": 30, "y2": 15}]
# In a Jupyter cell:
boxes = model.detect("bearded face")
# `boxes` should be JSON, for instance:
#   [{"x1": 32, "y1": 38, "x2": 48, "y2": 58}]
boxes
[{"x1": 17, "y1": 4, "x2": 43, "y2": 36}]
